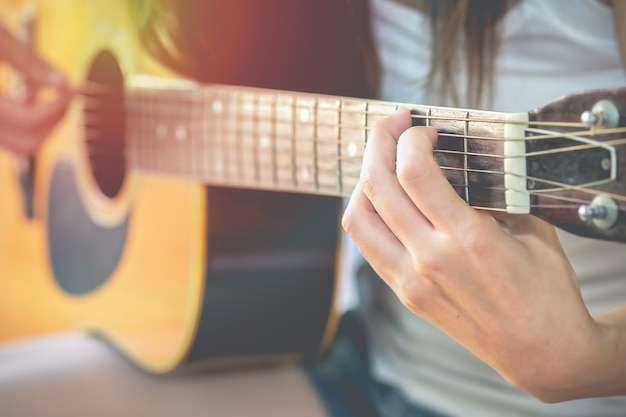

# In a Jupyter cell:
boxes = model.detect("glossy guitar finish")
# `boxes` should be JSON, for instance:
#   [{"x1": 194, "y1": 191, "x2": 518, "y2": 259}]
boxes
[{"x1": 0, "y1": 0, "x2": 369, "y2": 372}]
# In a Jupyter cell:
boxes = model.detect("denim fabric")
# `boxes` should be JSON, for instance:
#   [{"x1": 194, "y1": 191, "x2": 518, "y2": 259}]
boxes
[{"x1": 303, "y1": 311, "x2": 447, "y2": 417}]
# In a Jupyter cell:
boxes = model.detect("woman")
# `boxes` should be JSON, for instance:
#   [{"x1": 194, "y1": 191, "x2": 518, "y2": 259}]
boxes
[
  {"x1": 341, "y1": 0, "x2": 626, "y2": 415},
  {"x1": 140, "y1": 1, "x2": 626, "y2": 415},
  {"x1": 2, "y1": 1, "x2": 626, "y2": 416}
]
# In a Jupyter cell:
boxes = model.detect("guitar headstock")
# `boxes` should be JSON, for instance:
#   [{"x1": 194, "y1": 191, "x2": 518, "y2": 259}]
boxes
[{"x1": 528, "y1": 86, "x2": 626, "y2": 242}]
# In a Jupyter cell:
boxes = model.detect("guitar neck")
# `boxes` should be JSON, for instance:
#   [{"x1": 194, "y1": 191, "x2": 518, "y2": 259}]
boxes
[
  {"x1": 89, "y1": 75, "x2": 626, "y2": 241},
  {"x1": 124, "y1": 76, "x2": 525, "y2": 209}
]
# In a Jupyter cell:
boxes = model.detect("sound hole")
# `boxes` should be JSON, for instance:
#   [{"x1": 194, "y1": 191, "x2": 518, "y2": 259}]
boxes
[{"x1": 83, "y1": 50, "x2": 126, "y2": 198}]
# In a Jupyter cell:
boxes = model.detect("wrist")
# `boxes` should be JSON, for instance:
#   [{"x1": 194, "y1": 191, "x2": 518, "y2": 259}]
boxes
[{"x1": 516, "y1": 318, "x2": 626, "y2": 403}]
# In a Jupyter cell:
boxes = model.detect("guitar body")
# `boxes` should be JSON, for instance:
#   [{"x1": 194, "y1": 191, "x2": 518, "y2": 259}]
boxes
[{"x1": 0, "y1": 0, "x2": 370, "y2": 372}]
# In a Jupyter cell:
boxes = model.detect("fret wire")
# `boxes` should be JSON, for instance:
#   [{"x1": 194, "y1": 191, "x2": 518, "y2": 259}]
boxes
[
  {"x1": 171, "y1": 91, "x2": 181, "y2": 176},
  {"x1": 200, "y1": 88, "x2": 208, "y2": 181},
  {"x1": 152, "y1": 90, "x2": 160, "y2": 173},
  {"x1": 199, "y1": 90, "x2": 207, "y2": 180},
  {"x1": 364, "y1": 101, "x2": 370, "y2": 148},
  {"x1": 189, "y1": 93, "x2": 197, "y2": 176},
  {"x1": 163, "y1": 92, "x2": 171, "y2": 175},
  {"x1": 225, "y1": 91, "x2": 234, "y2": 180},
  {"x1": 142, "y1": 93, "x2": 151, "y2": 171},
  {"x1": 143, "y1": 91, "x2": 151, "y2": 172},
  {"x1": 190, "y1": 89, "x2": 198, "y2": 179},
  {"x1": 208, "y1": 92, "x2": 215, "y2": 179},
  {"x1": 133, "y1": 92, "x2": 140, "y2": 171},
  {"x1": 357, "y1": 100, "x2": 369, "y2": 189},
  {"x1": 221, "y1": 91, "x2": 230, "y2": 180},
  {"x1": 252, "y1": 93, "x2": 260, "y2": 184},
  {"x1": 218, "y1": 90, "x2": 227, "y2": 181},
  {"x1": 236, "y1": 92, "x2": 244, "y2": 182},
  {"x1": 290, "y1": 96, "x2": 298, "y2": 188},
  {"x1": 177, "y1": 91, "x2": 184, "y2": 176},
  {"x1": 159, "y1": 91, "x2": 167, "y2": 174},
  {"x1": 313, "y1": 97, "x2": 320, "y2": 191},
  {"x1": 177, "y1": 92, "x2": 185, "y2": 176},
  {"x1": 271, "y1": 94, "x2": 278, "y2": 186},
  {"x1": 175, "y1": 92, "x2": 183, "y2": 176},
  {"x1": 162, "y1": 91, "x2": 171, "y2": 175},
  {"x1": 337, "y1": 99, "x2": 343, "y2": 194},
  {"x1": 463, "y1": 111, "x2": 470, "y2": 204},
  {"x1": 207, "y1": 90, "x2": 216, "y2": 180}
]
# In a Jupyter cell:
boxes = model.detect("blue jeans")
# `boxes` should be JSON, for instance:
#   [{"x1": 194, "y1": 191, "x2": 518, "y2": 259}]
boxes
[{"x1": 303, "y1": 311, "x2": 447, "y2": 417}]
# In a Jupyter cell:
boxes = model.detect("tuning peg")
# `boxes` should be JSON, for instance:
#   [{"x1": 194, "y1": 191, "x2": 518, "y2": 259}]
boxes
[
  {"x1": 578, "y1": 204, "x2": 606, "y2": 222},
  {"x1": 580, "y1": 100, "x2": 619, "y2": 129},
  {"x1": 578, "y1": 195, "x2": 618, "y2": 229}
]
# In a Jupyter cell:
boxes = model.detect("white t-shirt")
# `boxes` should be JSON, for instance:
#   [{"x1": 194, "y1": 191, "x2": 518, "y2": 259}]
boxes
[{"x1": 354, "y1": 0, "x2": 626, "y2": 415}]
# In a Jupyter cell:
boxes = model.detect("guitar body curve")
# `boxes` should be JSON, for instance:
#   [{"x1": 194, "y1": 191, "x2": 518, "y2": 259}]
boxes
[
  {"x1": 0, "y1": 0, "x2": 370, "y2": 372},
  {"x1": 0, "y1": 0, "x2": 208, "y2": 371}
]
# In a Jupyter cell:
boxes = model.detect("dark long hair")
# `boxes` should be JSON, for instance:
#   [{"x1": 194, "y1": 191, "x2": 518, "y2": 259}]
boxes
[
  {"x1": 130, "y1": 0, "x2": 509, "y2": 106},
  {"x1": 128, "y1": 0, "x2": 372, "y2": 97},
  {"x1": 428, "y1": 0, "x2": 511, "y2": 107}
]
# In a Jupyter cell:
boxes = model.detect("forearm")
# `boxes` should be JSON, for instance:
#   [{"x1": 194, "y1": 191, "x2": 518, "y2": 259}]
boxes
[
  {"x1": 584, "y1": 307, "x2": 626, "y2": 397},
  {"x1": 514, "y1": 306, "x2": 626, "y2": 403}
]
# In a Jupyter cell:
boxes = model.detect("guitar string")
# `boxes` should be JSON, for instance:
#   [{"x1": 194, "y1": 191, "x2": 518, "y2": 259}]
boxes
[
  {"x1": 96, "y1": 91, "x2": 626, "y2": 212},
  {"x1": 118, "y1": 101, "x2": 626, "y2": 153},
  {"x1": 124, "y1": 142, "x2": 626, "y2": 212},
  {"x1": 90, "y1": 81, "x2": 621, "y2": 136},
  {"x1": 115, "y1": 94, "x2": 626, "y2": 146},
  {"x1": 121, "y1": 112, "x2": 626, "y2": 192},
  {"x1": 118, "y1": 88, "x2": 593, "y2": 130},
  {"x1": 120, "y1": 104, "x2": 626, "y2": 164},
  {"x1": 88, "y1": 80, "x2": 611, "y2": 130}
]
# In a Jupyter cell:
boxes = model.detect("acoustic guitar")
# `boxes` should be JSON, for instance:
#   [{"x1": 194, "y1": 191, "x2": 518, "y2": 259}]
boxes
[{"x1": 1, "y1": 1, "x2": 626, "y2": 374}]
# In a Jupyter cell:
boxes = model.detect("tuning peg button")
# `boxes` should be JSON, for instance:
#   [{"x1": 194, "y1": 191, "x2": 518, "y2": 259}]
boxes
[
  {"x1": 580, "y1": 100, "x2": 619, "y2": 129},
  {"x1": 577, "y1": 195, "x2": 618, "y2": 229}
]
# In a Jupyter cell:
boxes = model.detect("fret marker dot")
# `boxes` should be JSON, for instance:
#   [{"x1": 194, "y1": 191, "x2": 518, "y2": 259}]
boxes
[
  {"x1": 156, "y1": 124, "x2": 167, "y2": 138},
  {"x1": 300, "y1": 166, "x2": 310, "y2": 181},
  {"x1": 348, "y1": 142, "x2": 358, "y2": 158},
  {"x1": 260, "y1": 134, "x2": 271, "y2": 149},
  {"x1": 212, "y1": 99, "x2": 223, "y2": 114},
  {"x1": 175, "y1": 126, "x2": 187, "y2": 141},
  {"x1": 299, "y1": 108, "x2": 310, "y2": 123}
]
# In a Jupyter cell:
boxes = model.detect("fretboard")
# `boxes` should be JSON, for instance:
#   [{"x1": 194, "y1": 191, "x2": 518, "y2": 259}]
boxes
[{"x1": 124, "y1": 76, "x2": 527, "y2": 211}]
